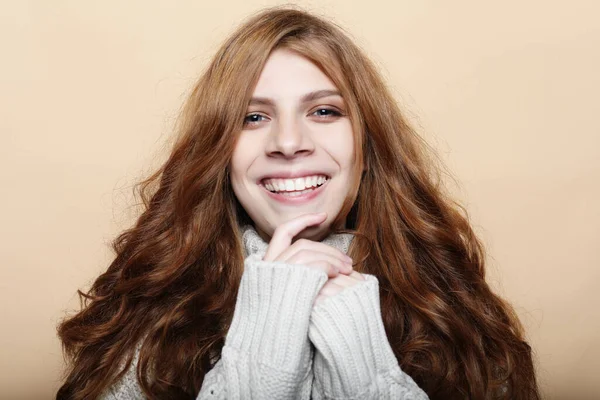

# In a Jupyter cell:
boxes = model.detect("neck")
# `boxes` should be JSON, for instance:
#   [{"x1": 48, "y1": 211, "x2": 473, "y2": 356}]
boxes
[{"x1": 241, "y1": 224, "x2": 354, "y2": 259}]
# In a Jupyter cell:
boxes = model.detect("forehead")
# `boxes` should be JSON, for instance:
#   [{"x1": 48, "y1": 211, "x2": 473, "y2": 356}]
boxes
[{"x1": 252, "y1": 48, "x2": 339, "y2": 98}]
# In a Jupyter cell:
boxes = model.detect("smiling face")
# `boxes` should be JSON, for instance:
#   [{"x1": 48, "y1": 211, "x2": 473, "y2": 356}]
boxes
[{"x1": 229, "y1": 48, "x2": 356, "y2": 242}]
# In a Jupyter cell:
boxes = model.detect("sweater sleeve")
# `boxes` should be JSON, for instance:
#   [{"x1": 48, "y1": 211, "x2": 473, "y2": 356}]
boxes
[
  {"x1": 308, "y1": 274, "x2": 429, "y2": 400},
  {"x1": 197, "y1": 253, "x2": 328, "y2": 399},
  {"x1": 99, "y1": 254, "x2": 326, "y2": 400}
]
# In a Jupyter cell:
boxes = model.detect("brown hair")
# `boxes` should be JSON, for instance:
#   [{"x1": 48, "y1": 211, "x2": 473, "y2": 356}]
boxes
[{"x1": 57, "y1": 6, "x2": 540, "y2": 399}]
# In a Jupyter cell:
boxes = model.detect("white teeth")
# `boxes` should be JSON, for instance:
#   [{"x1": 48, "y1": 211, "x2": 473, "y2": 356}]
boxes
[
  {"x1": 278, "y1": 188, "x2": 316, "y2": 197},
  {"x1": 294, "y1": 178, "x2": 305, "y2": 191},
  {"x1": 262, "y1": 174, "x2": 328, "y2": 193}
]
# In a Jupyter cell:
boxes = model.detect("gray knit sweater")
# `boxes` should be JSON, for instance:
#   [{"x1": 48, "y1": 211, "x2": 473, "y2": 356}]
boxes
[{"x1": 99, "y1": 225, "x2": 429, "y2": 399}]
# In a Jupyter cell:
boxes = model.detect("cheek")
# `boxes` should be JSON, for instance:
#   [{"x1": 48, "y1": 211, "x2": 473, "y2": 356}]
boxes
[
  {"x1": 229, "y1": 136, "x2": 255, "y2": 184},
  {"x1": 229, "y1": 153, "x2": 253, "y2": 213},
  {"x1": 321, "y1": 127, "x2": 355, "y2": 169},
  {"x1": 228, "y1": 156, "x2": 243, "y2": 187}
]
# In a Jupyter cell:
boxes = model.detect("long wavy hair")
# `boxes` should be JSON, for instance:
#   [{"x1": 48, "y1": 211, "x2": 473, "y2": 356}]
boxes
[{"x1": 57, "y1": 6, "x2": 540, "y2": 399}]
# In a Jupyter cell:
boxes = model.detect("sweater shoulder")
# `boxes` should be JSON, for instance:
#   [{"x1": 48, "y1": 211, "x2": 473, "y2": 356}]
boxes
[{"x1": 98, "y1": 342, "x2": 145, "y2": 399}]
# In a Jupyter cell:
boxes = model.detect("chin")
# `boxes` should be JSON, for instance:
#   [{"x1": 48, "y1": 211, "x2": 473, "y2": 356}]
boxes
[
  {"x1": 291, "y1": 226, "x2": 328, "y2": 242},
  {"x1": 257, "y1": 213, "x2": 328, "y2": 241}
]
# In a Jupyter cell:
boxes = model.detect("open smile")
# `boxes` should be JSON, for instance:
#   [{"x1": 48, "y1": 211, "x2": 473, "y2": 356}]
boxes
[{"x1": 259, "y1": 176, "x2": 330, "y2": 204}]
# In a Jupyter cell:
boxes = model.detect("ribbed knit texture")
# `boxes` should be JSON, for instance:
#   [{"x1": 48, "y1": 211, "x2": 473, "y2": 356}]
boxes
[
  {"x1": 309, "y1": 276, "x2": 426, "y2": 399},
  {"x1": 99, "y1": 224, "x2": 429, "y2": 399}
]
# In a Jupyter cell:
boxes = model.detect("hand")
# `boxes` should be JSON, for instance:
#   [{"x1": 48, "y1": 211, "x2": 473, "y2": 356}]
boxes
[
  {"x1": 263, "y1": 212, "x2": 354, "y2": 278},
  {"x1": 314, "y1": 270, "x2": 366, "y2": 307}
]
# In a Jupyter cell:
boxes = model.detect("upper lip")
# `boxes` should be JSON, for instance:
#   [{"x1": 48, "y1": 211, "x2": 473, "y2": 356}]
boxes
[{"x1": 258, "y1": 170, "x2": 330, "y2": 183}]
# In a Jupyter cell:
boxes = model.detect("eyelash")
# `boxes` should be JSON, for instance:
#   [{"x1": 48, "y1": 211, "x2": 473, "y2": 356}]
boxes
[{"x1": 243, "y1": 108, "x2": 343, "y2": 126}]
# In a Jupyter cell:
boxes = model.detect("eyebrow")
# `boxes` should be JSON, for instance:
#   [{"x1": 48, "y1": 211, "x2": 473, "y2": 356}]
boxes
[{"x1": 248, "y1": 89, "x2": 342, "y2": 107}]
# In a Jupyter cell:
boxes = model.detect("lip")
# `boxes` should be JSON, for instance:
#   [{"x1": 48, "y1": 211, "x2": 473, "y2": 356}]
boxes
[
  {"x1": 257, "y1": 170, "x2": 330, "y2": 183},
  {"x1": 260, "y1": 177, "x2": 329, "y2": 204}
]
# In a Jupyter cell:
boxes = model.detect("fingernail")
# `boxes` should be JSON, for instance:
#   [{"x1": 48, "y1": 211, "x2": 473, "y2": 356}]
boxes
[{"x1": 344, "y1": 255, "x2": 353, "y2": 261}]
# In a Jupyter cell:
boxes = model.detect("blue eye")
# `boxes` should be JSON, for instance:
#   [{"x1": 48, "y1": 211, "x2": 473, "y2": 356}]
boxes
[
  {"x1": 243, "y1": 108, "x2": 343, "y2": 127},
  {"x1": 312, "y1": 108, "x2": 343, "y2": 118},
  {"x1": 243, "y1": 113, "x2": 266, "y2": 125}
]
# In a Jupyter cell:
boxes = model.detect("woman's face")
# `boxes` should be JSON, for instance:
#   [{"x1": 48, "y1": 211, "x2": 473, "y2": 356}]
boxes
[{"x1": 229, "y1": 48, "x2": 355, "y2": 241}]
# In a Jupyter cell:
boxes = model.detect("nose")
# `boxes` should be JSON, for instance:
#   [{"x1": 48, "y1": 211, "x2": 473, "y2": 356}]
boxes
[{"x1": 265, "y1": 115, "x2": 315, "y2": 158}]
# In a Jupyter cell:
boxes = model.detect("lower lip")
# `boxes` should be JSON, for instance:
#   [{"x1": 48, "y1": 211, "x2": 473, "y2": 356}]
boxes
[{"x1": 261, "y1": 179, "x2": 329, "y2": 204}]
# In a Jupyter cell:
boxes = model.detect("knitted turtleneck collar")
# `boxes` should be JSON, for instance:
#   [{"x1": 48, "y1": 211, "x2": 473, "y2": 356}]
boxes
[{"x1": 240, "y1": 224, "x2": 355, "y2": 259}]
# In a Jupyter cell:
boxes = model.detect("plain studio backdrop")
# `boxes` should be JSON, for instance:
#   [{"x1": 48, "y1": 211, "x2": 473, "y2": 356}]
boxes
[{"x1": 1, "y1": 1, "x2": 598, "y2": 399}]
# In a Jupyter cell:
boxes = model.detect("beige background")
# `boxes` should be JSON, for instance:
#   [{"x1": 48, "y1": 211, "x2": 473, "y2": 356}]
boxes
[{"x1": 1, "y1": 1, "x2": 598, "y2": 399}]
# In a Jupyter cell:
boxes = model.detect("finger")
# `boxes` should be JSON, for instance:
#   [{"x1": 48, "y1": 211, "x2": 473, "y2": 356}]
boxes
[
  {"x1": 349, "y1": 271, "x2": 366, "y2": 281},
  {"x1": 277, "y1": 239, "x2": 353, "y2": 271},
  {"x1": 263, "y1": 213, "x2": 327, "y2": 261},
  {"x1": 319, "y1": 281, "x2": 345, "y2": 297},
  {"x1": 328, "y1": 274, "x2": 360, "y2": 287},
  {"x1": 305, "y1": 260, "x2": 340, "y2": 278},
  {"x1": 285, "y1": 249, "x2": 353, "y2": 274}
]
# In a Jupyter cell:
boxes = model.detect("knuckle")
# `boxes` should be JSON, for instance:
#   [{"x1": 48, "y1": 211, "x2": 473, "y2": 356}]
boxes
[
  {"x1": 296, "y1": 238, "x2": 311, "y2": 246},
  {"x1": 291, "y1": 251, "x2": 309, "y2": 263}
]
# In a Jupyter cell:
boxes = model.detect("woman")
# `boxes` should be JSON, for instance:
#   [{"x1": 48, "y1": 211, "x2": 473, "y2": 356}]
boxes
[{"x1": 57, "y1": 6, "x2": 540, "y2": 400}]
